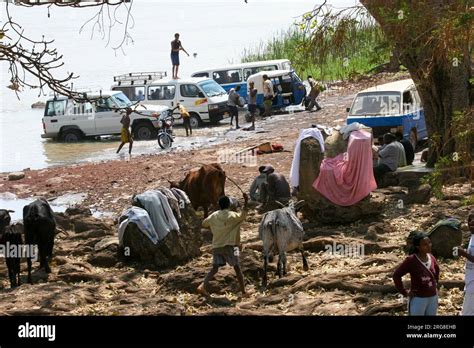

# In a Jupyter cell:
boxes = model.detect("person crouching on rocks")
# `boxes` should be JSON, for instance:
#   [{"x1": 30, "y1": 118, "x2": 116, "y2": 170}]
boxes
[
  {"x1": 393, "y1": 232, "x2": 440, "y2": 316},
  {"x1": 197, "y1": 194, "x2": 249, "y2": 297}
]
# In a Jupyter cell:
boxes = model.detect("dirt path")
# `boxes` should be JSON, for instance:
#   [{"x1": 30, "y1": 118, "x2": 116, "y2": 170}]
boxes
[{"x1": 0, "y1": 71, "x2": 471, "y2": 316}]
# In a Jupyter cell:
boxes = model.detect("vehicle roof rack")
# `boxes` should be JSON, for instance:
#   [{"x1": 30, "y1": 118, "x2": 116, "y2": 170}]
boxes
[{"x1": 113, "y1": 71, "x2": 167, "y2": 86}]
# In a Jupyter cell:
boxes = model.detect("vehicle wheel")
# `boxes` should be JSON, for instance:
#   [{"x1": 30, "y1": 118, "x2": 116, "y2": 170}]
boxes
[
  {"x1": 60, "y1": 129, "x2": 83, "y2": 143},
  {"x1": 134, "y1": 123, "x2": 155, "y2": 140},
  {"x1": 158, "y1": 133, "x2": 173, "y2": 149},
  {"x1": 189, "y1": 114, "x2": 201, "y2": 128},
  {"x1": 409, "y1": 129, "x2": 418, "y2": 151}
]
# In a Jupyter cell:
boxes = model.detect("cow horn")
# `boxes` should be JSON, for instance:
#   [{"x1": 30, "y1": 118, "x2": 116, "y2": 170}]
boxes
[
  {"x1": 275, "y1": 201, "x2": 286, "y2": 208},
  {"x1": 295, "y1": 200, "x2": 305, "y2": 210},
  {"x1": 7, "y1": 210, "x2": 15, "y2": 213}
]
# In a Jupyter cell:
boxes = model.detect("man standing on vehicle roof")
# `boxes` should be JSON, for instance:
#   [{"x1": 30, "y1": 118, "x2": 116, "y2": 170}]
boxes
[
  {"x1": 116, "y1": 107, "x2": 133, "y2": 155},
  {"x1": 171, "y1": 33, "x2": 189, "y2": 80}
]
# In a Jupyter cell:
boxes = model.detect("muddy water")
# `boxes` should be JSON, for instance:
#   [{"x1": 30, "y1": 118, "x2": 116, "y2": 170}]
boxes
[
  {"x1": 0, "y1": 193, "x2": 67, "y2": 222},
  {"x1": 0, "y1": 192, "x2": 114, "y2": 222}
]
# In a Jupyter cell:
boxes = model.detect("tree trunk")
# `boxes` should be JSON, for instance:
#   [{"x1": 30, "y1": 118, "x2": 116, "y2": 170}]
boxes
[{"x1": 360, "y1": 0, "x2": 473, "y2": 167}]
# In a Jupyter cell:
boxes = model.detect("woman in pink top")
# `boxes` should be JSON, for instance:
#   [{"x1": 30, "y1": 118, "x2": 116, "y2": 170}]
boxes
[{"x1": 393, "y1": 232, "x2": 440, "y2": 315}]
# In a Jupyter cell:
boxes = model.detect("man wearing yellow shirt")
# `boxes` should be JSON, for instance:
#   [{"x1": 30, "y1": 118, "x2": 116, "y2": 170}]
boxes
[{"x1": 197, "y1": 194, "x2": 248, "y2": 297}]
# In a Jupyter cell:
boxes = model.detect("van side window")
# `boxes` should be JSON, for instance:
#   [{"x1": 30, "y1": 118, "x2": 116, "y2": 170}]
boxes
[
  {"x1": 192, "y1": 72, "x2": 209, "y2": 78},
  {"x1": 148, "y1": 85, "x2": 176, "y2": 100},
  {"x1": 180, "y1": 84, "x2": 202, "y2": 98},
  {"x1": 71, "y1": 101, "x2": 92, "y2": 115},
  {"x1": 114, "y1": 86, "x2": 145, "y2": 101},
  {"x1": 213, "y1": 69, "x2": 242, "y2": 84},
  {"x1": 243, "y1": 65, "x2": 277, "y2": 81},
  {"x1": 45, "y1": 100, "x2": 67, "y2": 117}
]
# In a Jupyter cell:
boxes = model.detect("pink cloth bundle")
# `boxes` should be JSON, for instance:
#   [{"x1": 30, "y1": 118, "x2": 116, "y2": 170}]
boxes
[{"x1": 313, "y1": 130, "x2": 377, "y2": 206}]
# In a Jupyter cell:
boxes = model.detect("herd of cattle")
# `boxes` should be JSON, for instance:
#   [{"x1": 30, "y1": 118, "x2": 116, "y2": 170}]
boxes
[
  {"x1": 0, "y1": 163, "x2": 306, "y2": 289},
  {"x1": 0, "y1": 198, "x2": 56, "y2": 288}
]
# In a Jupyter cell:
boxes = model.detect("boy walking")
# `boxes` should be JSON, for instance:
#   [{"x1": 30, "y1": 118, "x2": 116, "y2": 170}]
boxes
[
  {"x1": 116, "y1": 107, "x2": 133, "y2": 155},
  {"x1": 197, "y1": 194, "x2": 249, "y2": 297},
  {"x1": 174, "y1": 103, "x2": 192, "y2": 136}
]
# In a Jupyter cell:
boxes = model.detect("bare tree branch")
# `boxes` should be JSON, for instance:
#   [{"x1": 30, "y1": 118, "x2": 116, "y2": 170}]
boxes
[{"x1": 0, "y1": 0, "x2": 134, "y2": 102}]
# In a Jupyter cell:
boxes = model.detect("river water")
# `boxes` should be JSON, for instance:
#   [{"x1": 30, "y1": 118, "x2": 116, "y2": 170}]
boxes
[{"x1": 0, "y1": 0, "x2": 358, "y2": 173}]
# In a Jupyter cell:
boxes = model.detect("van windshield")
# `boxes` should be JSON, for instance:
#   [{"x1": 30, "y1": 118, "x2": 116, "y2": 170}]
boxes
[
  {"x1": 198, "y1": 80, "x2": 227, "y2": 97},
  {"x1": 350, "y1": 92, "x2": 401, "y2": 116},
  {"x1": 111, "y1": 92, "x2": 133, "y2": 108}
]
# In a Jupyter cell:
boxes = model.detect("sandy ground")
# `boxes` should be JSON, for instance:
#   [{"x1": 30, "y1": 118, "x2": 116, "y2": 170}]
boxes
[{"x1": 0, "y1": 71, "x2": 472, "y2": 316}]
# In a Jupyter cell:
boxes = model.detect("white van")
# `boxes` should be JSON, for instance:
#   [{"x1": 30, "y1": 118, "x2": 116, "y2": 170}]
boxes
[
  {"x1": 191, "y1": 59, "x2": 292, "y2": 101},
  {"x1": 42, "y1": 90, "x2": 168, "y2": 142},
  {"x1": 111, "y1": 73, "x2": 229, "y2": 128}
]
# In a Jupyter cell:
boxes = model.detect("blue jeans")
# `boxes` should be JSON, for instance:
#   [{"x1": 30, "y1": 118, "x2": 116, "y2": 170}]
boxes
[{"x1": 408, "y1": 295, "x2": 438, "y2": 316}]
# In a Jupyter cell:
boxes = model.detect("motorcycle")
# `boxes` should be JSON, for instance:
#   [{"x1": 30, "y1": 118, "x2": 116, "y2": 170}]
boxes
[{"x1": 154, "y1": 109, "x2": 176, "y2": 149}]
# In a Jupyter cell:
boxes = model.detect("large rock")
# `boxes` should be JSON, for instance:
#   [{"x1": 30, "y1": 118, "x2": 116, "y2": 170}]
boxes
[
  {"x1": 8, "y1": 172, "x2": 25, "y2": 181},
  {"x1": 407, "y1": 184, "x2": 432, "y2": 204},
  {"x1": 121, "y1": 202, "x2": 203, "y2": 268},
  {"x1": 73, "y1": 217, "x2": 111, "y2": 233},
  {"x1": 428, "y1": 220, "x2": 462, "y2": 259},
  {"x1": 298, "y1": 137, "x2": 386, "y2": 223},
  {"x1": 324, "y1": 131, "x2": 348, "y2": 159},
  {"x1": 406, "y1": 219, "x2": 462, "y2": 259},
  {"x1": 379, "y1": 168, "x2": 432, "y2": 188}
]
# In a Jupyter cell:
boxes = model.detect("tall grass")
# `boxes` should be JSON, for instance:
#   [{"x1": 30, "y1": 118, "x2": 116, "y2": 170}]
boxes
[{"x1": 241, "y1": 26, "x2": 391, "y2": 82}]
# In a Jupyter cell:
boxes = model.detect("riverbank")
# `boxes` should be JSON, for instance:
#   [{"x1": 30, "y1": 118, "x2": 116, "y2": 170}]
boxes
[{"x1": 0, "y1": 71, "x2": 471, "y2": 316}]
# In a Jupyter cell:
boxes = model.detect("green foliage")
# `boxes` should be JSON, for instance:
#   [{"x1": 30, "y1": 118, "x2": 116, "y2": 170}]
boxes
[{"x1": 241, "y1": 25, "x2": 391, "y2": 81}]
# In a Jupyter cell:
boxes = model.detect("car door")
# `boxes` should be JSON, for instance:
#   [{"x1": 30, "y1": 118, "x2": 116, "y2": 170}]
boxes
[
  {"x1": 179, "y1": 83, "x2": 207, "y2": 119},
  {"x1": 43, "y1": 99, "x2": 67, "y2": 136},
  {"x1": 93, "y1": 97, "x2": 120, "y2": 135}
]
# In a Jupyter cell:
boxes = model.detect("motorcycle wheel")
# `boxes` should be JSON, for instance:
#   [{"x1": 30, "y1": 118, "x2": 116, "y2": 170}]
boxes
[{"x1": 158, "y1": 133, "x2": 173, "y2": 149}]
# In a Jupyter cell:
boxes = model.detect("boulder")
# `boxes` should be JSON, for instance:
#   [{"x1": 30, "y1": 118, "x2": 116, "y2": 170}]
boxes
[
  {"x1": 121, "y1": 201, "x2": 203, "y2": 268},
  {"x1": 428, "y1": 219, "x2": 462, "y2": 259},
  {"x1": 72, "y1": 217, "x2": 110, "y2": 233},
  {"x1": 406, "y1": 219, "x2": 462, "y2": 259},
  {"x1": 407, "y1": 184, "x2": 432, "y2": 204},
  {"x1": 298, "y1": 137, "x2": 386, "y2": 223},
  {"x1": 324, "y1": 131, "x2": 347, "y2": 159},
  {"x1": 87, "y1": 250, "x2": 117, "y2": 268},
  {"x1": 8, "y1": 172, "x2": 25, "y2": 181},
  {"x1": 65, "y1": 207, "x2": 92, "y2": 217}
]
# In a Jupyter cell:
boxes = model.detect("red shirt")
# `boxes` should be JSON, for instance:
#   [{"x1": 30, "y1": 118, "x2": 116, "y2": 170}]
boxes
[{"x1": 393, "y1": 254, "x2": 440, "y2": 297}]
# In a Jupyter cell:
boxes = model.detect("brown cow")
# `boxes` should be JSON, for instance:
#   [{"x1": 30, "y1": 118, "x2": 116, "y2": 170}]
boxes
[{"x1": 170, "y1": 163, "x2": 226, "y2": 217}]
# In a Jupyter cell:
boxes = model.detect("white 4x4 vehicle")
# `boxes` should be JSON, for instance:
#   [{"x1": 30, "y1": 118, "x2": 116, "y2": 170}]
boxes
[{"x1": 41, "y1": 91, "x2": 169, "y2": 142}]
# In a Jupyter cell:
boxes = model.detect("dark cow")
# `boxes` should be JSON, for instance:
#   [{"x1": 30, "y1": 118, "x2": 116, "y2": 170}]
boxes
[
  {"x1": 170, "y1": 163, "x2": 226, "y2": 217},
  {"x1": 23, "y1": 199, "x2": 56, "y2": 283},
  {"x1": 0, "y1": 209, "x2": 23, "y2": 288}
]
